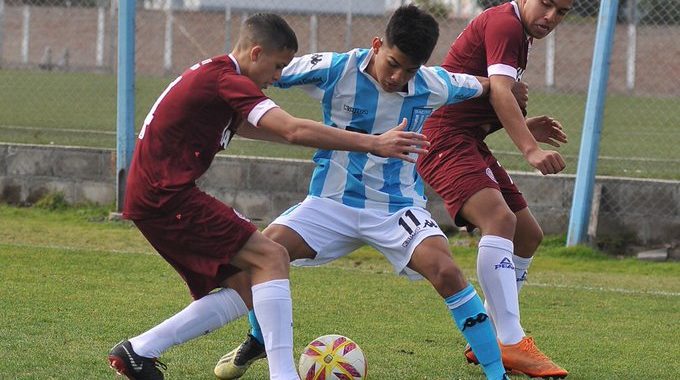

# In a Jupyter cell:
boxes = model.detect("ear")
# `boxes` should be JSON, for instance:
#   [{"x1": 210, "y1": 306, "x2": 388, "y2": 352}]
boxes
[
  {"x1": 371, "y1": 37, "x2": 382, "y2": 54},
  {"x1": 250, "y1": 45, "x2": 263, "y2": 63}
]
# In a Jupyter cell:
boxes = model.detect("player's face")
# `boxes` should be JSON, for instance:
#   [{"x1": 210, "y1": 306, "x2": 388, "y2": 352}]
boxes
[
  {"x1": 249, "y1": 47, "x2": 295, "y2": 89},
  {"x1": 367, "y1": 38, "x2": 420, "y2": 93},
  {"x1": 520, "y1": 0, "x2": 573, "y2": 39}
]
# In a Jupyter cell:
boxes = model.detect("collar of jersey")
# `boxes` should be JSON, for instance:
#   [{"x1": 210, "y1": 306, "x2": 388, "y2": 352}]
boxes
[
  {"x1": 227, "y1": 53, "x2": 241, "y2": 74},
  {"x1": 358, "y1": 48, "x2": 415, "y2": 97}
]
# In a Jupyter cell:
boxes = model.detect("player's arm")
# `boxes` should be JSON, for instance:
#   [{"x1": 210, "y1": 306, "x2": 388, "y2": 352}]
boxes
[
  {"x1": 490, "y1": 74, "x2": 565, "y2": 174},
  {"x1": 235, "y1": 120, "x2": 288, "y2": 144},
  {"x1": 257, "y1": 107, "x2": 429, "y2": 163}
]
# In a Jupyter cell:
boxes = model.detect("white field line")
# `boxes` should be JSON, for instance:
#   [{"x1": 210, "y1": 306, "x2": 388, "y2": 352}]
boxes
[
  {"x1": 0, "y1": 125, "x2": 116, "y2": 135},
  {"x1": 0, "y1": 241, "x2": 152, "y2": 256},
  {"x1": 329, "y1": 265, "x2": 680, "y2": 297},
  {"x1": 4, "y1": 241, "x2": 678, "y2": 297}
]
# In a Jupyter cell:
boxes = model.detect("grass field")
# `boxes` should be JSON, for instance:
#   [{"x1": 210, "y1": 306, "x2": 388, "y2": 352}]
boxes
[
  {"x1": 1, "y1": 68, "x2": 679, "y2": 179},
  {"x1": 1, "y1": 203, "x2": 679, "y2": 379}
]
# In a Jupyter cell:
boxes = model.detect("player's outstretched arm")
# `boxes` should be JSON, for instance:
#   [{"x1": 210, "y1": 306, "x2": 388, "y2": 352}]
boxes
[
  {"x1": 258, "y1": 108, "x2": 429, "y2": 162},
  {"x1": 490, "y1": 75, "x2": 565, "y2": 175}
]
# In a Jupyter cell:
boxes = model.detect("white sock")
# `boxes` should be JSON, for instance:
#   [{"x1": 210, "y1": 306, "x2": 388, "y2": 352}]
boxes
[
  {"x1": 512, "y1": 254, "x2": 533, "y2": 293},
  {"x1": 477, "y1": 235, "x2": 524, "y2": 345},
  {"x1": 129, "y1": 288, "x2": 248, "y2": 358},
  {"x1": 252, "y1": 279, "x2": 297, "y2": 380}
]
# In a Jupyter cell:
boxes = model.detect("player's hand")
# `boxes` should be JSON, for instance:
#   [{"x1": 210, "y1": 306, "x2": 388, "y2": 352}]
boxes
[
  {"x1": 511, "y1": 81, "x2": 529, "y2": 110},
  {"x1": 525, "y1": 147, "x2": 566, "y2": 175},
  {"x1": 372, "y1": 118, "x2": 429, "y2": 163},
  {"x1": 527, "y1": 115, "x2": 568, "y2": 147}
]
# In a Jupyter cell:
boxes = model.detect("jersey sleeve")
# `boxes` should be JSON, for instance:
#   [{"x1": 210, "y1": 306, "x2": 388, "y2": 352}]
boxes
[
  {"x1": 484, "y1": 15, "x2": 525, "y2": 78},
  {"x1": 428, "y1": 66, "x2": 484, "y2": 106},
  {"x1": 217, "y1": 71, "x2": 278, "y2": 127},
  {"x1": 274, "y1": 52, "x2": 335, "y2": 100}
]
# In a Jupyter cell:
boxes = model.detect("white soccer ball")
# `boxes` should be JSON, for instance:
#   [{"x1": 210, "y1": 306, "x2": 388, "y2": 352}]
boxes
[{"x1": 298, "y1": 334, "x2": 367, "y2": 380}]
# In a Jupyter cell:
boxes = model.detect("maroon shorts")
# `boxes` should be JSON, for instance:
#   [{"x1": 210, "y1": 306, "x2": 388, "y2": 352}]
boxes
[
  {"x1": 417, "y1": 133, "x2": 527, "y2": 230},
  {"x1": 132, "y1": 188, "x2": 257, "y2": 300}
]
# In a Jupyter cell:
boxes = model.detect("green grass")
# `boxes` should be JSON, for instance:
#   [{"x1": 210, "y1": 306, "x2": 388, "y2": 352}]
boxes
[
  {"x1": 1, "y1": 204, "x2": 679, "y2": 379},
  {"x1": 1, "y1": 67, "x2": 679, "y2": 179}
]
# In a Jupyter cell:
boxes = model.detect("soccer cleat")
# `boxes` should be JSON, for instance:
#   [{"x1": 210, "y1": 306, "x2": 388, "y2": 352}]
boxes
[
  {"x1": 108, "y1": 340, "x2": 166, "y2": 380},
  {"x1": 214, "y1": 334, "x2": 267, "y2": 380},
  {"x1": 464, "y1": 337, "x2": 568, "y2": 379},
  {"x1": 500, "y1": 337, "x2": 568, "y2": 379}
]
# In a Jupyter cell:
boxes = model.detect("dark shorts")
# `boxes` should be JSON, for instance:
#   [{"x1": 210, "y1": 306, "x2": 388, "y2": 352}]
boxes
[
  {"x1": 132, "y1": 188, "x2": 257, "y2": 300},
  {"x1": 417, "y1": 133, "x2": 527, "y2": 230}
]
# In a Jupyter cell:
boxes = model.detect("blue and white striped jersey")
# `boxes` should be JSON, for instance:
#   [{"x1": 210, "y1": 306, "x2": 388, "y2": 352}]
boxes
[{"x1": 275, "y1": 48, "x2": 483, "y2": 213}]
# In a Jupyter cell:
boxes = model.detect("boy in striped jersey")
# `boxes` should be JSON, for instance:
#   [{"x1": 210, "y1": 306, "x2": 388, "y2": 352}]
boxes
[{"x1": 215, "y1": 5, "x2": 525, "y2": 380}]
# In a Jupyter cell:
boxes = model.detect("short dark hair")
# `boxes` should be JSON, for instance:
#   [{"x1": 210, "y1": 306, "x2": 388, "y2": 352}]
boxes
[
  {"x1": 385, "y1": 5, "x2": 439, "y2": 64},
  {"x1": 239, "y1": 13, "x2": 298, "y2": 53}
]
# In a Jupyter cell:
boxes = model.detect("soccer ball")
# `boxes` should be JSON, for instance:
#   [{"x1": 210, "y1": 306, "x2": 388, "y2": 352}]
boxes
[{"x1": 298, "y1": 334, "x2": 367, "y2": 380}]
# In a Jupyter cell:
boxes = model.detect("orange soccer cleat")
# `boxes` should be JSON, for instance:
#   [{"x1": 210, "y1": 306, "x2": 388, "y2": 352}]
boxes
[{"x1": 464, "y1": 337, "x2": 568, "y2": 379}]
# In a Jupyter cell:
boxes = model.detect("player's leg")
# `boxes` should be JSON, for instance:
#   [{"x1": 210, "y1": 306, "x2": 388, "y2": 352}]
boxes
[
  {"x1": 109, "y1": 192, "x2": 257, "y2": 380},
  {"x1": 407, "y1": 236, "x2": 507, "y2": 380},
  {"x1": 215, "y1": 197, "x2": 362, "y2": 379},
  {"x1": 228, "y1": 231, "x2": 299, "y2": 380},
  {"x1": 460, "y1": 187, "x2": 525, "y2": 346},
  {"x1": 464, "y1": 168, "x2": 568, "y2": 378},
  {"x1": 512, "y1": 207, "x2": 543, "y2": 293},
  {"x1": 360, "y1": 207, "x2": 506, "y2": 379}
]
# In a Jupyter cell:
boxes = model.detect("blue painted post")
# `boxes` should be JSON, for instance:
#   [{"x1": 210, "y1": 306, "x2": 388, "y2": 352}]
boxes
[
  {"x1": 115, "y1": 0, "x2": 135, "y2": 213},
  {"x1": 567, "y1": 0, "x2": 619, "y2": 246}
]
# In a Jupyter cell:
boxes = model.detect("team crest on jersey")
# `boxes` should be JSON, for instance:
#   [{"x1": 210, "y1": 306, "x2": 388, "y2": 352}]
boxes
[
  {"x1": 485, "y1": 167, "x2": 498, "y2": 184},
  {"x1": 410, "y1": 107, "x2": 433, "y2": 131}
]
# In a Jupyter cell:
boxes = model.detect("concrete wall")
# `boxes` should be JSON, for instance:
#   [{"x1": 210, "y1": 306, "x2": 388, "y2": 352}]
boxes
[{"x1": 1, "y1": 143, "x2": 678, "y2": 247}]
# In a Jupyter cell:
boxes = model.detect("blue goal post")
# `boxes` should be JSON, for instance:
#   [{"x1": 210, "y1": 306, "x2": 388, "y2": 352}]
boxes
[{"x1": 566, "y1": 0, "x2": 619, "y2": 246}]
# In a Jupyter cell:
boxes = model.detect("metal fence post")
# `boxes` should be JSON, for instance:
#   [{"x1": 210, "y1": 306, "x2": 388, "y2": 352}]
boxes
[
  {"x1": 115, "y1": 0, "x2": 136, "y2": 213},
  {"x1": 225, "y1": 4, "x2": 231, "y2": 52},
  {"x1": 626, "y1": 0, "x2": 637, "y2": 91},
  {"x1": 164, "y1": 0, "x2": 173, "y2": 74},
  {"x1": 345, "y1": 0, "x2": 352, "y2": 51},
  {"x1": 567, "y1": 0, "x2": 619, "y2": 246},
  {"x1": 0, "y1": 0, "x2": 5, "y2": 66},
  {"x1": 21, "y1": 5, "x2": 30, "y2": 64}
]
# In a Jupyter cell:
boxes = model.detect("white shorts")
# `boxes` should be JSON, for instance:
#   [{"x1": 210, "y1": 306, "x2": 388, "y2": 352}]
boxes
[{"x1": 272, "y1": 196, "x2": 446, "y2": 280}]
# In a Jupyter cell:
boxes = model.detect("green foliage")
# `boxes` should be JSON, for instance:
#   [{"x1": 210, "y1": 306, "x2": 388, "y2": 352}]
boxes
[{"x1": 33, "y1": 192, "x2": 68, "y2": 211}]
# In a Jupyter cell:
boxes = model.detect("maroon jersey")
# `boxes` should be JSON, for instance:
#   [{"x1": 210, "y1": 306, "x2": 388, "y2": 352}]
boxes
[
  {"x1": 123, "y1": 55, "x2": 276, "y2": 219},
  {"x1": 424, "y1": 1, "x2": 532, "y2": 140}
]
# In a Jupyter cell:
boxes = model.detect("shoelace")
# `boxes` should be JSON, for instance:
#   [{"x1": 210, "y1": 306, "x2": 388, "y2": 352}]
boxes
[
  {"x1": 153, "y1": 358, "x2": 168, "y2": 371},
  {"x1": 519, "y1": 338, "x2": 551, "y2": 361}
]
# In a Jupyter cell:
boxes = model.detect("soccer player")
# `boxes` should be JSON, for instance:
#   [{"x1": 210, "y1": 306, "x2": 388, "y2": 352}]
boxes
[
  {"x1": 106, "y1": 13, "x2": 429, "y2": 380},
  {"x1": 416, "y1": 0, "x2": 573, "y2": 378},
  {"x1": 214, "y1": 5, "x2": 523, "y2": 380}
]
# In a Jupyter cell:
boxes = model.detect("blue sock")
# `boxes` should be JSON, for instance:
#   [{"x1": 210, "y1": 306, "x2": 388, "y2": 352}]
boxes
[
  {"x1": 446, "y1": 284, "x2": 505, "y2": 380},
  {"x1": 248, "y1": 310, "x2": 264, "y2": 345}
]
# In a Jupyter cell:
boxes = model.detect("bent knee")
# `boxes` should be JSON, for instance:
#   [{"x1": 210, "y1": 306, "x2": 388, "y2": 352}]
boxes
[
  {"x1": 428, "y1": 263, "x2": 468, "y2": 297},
  {"x1": 256, "y1": 242, "x2": 290, "y2": 274}
]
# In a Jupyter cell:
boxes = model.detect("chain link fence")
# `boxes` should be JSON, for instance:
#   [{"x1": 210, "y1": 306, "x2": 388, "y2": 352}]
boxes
[{"x1": 0, "y1": 0, "x2": 678, "y2": 239}]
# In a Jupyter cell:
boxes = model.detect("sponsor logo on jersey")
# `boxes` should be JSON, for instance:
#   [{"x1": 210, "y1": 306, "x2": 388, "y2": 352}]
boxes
[
  {"x1": 343, "y1": 104, "x2": 369, "y2": 115},
  {"x1": 401, "y1": 219, "x2": 438, "y2": 247}
]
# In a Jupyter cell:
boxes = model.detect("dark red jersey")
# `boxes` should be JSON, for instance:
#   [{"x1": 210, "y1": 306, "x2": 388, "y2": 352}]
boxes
[
  {"x1": 123, "y1": 55, "x2": 276, "y2": 218},
  {"x1": 424, "y1": 1, "x2": 532, "y2": 139}
]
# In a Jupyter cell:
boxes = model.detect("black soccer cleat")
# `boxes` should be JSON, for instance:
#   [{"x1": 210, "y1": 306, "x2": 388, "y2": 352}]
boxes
[
  {"x1": 214, "y1": 333, "x2": 267, "y2": 379},
  {"x1": 108, "y1": 340, "x2": 166, "y2": 380}
]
